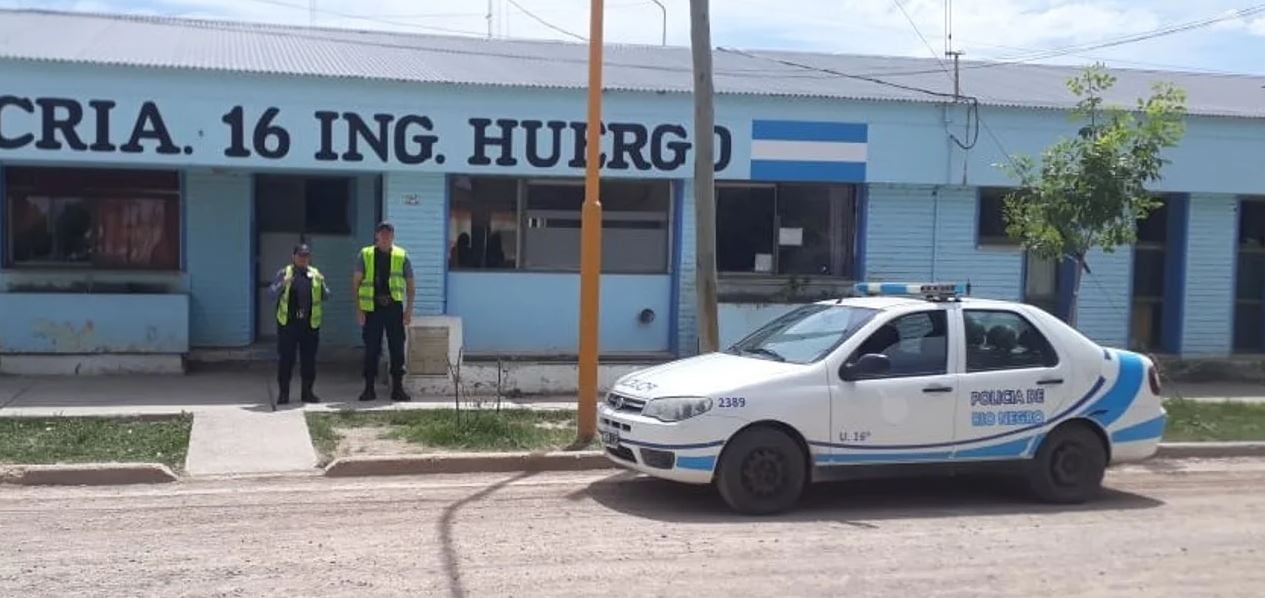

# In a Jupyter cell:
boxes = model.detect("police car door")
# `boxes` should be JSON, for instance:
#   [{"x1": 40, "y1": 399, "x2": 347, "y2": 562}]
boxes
[
  {"x1": 829, "y1": 305, "x2": 961, "y2": 460},
  {"x1": 953, "y1": 308, "x2": 1070, "y2": 458}
]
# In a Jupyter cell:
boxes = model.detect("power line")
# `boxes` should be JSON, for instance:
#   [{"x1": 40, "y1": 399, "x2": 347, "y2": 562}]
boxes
[
  {"x1": 891, "y1": 0, "x2": 950, "y2": 75},
  {"x1": 885, "y1": 1, "x2": 978, "y2": 151},
  {"x1": 506, "y1": 0, "x2": 586, "y2": 41},
  {"x1": 860, "y1": 3, "x2": 1265, "y2": 78}
]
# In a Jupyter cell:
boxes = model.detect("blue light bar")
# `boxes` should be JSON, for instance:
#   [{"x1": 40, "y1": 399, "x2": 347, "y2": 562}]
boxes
[{"x1": 854, "y1": 282, "x2": 968, "y2": 298}]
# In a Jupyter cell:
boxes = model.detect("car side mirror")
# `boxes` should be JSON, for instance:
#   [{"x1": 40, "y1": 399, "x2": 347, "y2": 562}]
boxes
[{"x1": 840, "y1": 353, "x2": 891, "y2": 381}]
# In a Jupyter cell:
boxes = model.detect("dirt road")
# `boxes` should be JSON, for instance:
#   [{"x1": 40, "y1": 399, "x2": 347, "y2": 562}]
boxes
[{"x1": 2, "y1": 458, "x2": 1264, "y2": 597}]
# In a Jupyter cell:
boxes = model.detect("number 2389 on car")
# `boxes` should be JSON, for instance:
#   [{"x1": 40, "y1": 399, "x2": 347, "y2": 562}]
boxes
[{"x1": 598, "y1": 282, "x2": 1166, "y2": 515}]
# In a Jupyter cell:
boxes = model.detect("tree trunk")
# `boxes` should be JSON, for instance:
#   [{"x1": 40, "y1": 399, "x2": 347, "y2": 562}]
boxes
[{"x1": 1068, "y1": 255, "x2": 1085, "y2": 328}]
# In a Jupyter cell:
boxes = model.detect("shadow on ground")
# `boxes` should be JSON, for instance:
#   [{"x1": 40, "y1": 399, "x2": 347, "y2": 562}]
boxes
[{"x1": 580, "y1": 471, "x2": 1164, "y2": 524}]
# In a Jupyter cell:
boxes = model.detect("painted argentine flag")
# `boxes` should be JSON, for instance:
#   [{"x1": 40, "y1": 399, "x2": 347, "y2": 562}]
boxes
[{"x1": 750, "y1": 120, "x2": 868, "y2": 183}]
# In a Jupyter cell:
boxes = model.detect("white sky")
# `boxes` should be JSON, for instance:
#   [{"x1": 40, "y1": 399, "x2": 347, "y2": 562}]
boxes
[{"x1": 5, "y1": 0, "x2": 1265, "y2": 74}]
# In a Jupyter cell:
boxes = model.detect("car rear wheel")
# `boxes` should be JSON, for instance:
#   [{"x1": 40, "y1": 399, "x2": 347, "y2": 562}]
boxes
[
  {"x1": 1028, "y1": 423, "x2": 1107, "y2": 504},
  {"x1": 716, "y1": 427, "x2": 807, "y2": 515}
]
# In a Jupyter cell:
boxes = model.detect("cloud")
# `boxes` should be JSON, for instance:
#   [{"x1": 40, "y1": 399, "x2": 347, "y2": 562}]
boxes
[{"x1": 3, "y1": 0, "x2": 1263, "y2": 73}]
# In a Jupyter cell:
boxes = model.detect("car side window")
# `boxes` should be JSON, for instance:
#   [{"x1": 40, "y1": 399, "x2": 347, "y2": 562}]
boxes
[
  {"x1": 963, "y1": 310, "x2": 1060, "y2": 372},
  {"x1": 849, "y1": 310, "x2": 948, "y2": 378}
]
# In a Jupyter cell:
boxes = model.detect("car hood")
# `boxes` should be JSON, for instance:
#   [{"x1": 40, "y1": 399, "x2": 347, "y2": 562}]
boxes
[{"x1": 612, "y1": 352, "x2": 808, "y2": 398}]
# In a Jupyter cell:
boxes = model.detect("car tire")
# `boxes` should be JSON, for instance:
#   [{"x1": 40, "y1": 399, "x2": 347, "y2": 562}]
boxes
[
  {"x1": 716, "y1": 426, "x2": 807, "y2": 515},
  {"x1": 1028, "y1": 423, "x2": 1107, "y2": 504}
]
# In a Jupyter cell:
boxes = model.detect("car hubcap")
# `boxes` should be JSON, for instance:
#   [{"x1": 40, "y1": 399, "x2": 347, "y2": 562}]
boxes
[
  {"x1": 1051, "y1": 443, "x2": 1086, "y2": 486},
  {"x1": 740, "y1": 448, "x2": 787, "y2": 498}
]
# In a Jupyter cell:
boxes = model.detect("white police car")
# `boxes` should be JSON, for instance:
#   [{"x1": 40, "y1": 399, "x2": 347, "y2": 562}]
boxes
[{"x1": 599, "y1": 283, "x2": 1167, "y2": 514}]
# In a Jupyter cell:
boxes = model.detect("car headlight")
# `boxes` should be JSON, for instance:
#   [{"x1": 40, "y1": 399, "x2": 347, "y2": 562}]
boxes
[{"x1": 642, "y1": 397, "x2": 714, "y2": 422}]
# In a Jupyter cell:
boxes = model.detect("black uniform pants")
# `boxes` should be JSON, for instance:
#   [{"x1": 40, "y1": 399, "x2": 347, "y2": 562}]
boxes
[
  {"x1": 363, "y1": 302, "x2": 406, "y2": 381},
  {"x1": 278, "y1": 322, "x2": 319, "y2": 390}
]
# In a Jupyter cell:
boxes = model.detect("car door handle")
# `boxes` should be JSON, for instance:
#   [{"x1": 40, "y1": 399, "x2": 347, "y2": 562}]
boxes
[
  {"x1": 1037, "y1": 378, "x2": 1064, "y2": 386},
  {"x1": 922, "y1": 385, "x2": 954, "y2": 393}
]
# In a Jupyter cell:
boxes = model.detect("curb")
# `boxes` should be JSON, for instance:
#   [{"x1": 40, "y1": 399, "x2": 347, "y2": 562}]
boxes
[
  {"x1": 0, "y1": 463, "x2": 178, "y2": 486},
  {"x1": 323, "y1": 450, "x2": 614, "y2": 477},
  {"x1": 1156, "y1": 441, "x2": 1265, "y2": 459}
]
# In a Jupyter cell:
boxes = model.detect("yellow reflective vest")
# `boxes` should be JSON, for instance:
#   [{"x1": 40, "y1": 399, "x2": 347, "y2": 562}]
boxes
[
  {"x1": 276, "y1": 265, "x2": 324, "y2": 329},
  {"x1": 359, "y1": 245, "x2": 407, "y2": 312}
]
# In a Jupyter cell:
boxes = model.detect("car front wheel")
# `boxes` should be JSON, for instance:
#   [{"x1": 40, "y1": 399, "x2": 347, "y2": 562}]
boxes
[
  {"x1": 1028, "y1": 423, "x2": 1107, "y2": 504},
  {"x1": 716, "y1": 426, "x2": 807, "y2": 515}
]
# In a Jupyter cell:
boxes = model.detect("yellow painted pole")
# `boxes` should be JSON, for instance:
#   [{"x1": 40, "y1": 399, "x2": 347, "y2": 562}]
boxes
[{"x1": 577, "y1": 0, "x2": 605, "y2": 444}]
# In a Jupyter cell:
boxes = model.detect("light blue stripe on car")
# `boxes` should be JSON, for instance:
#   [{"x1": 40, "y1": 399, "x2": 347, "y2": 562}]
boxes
[
  {"x1": 1110, "y1": 415, "x2": 1167, "y2": 443},
  {"x1": 676, "y1": 455, "x2": 717, "y2": 471},
  {"x1": 953, "y1": 437, "x2": 1034, "y2": 459},
  {"x1": 1080, "y1": 351, "x2": 1145, "y2": 428},
  {"x1": 816, "y1": 451, "x2": 953, "y2": 464}
]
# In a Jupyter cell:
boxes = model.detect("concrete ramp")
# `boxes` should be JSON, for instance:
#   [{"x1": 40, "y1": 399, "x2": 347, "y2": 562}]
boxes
[{"x1": 185, "y1": 408, "x2": 317, "y2": 476}]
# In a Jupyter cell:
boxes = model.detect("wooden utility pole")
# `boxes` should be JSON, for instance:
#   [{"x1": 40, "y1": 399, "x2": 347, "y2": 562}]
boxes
[
  {"x1": 690, "y1": 0, "x2": 720, "y2": 353},
  {"x1": 576, "y1": 0, "x2": 605, "y2": 444}
]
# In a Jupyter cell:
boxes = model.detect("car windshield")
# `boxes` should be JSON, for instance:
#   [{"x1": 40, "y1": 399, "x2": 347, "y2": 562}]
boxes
[{"x1": 727, "y1": 304, "x2": 879, "y2": 364}]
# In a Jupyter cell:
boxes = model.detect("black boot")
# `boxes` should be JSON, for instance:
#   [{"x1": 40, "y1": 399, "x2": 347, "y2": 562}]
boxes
[
  {"x1": 391, "y1": 375, "x2": 412, "y2": 402},
  {"x1": 358, "y1": 379, "x2": 377, "y2": 402},
  {"x1": 277, "y1": 383, "x2": 290, "y2": 405},
  {"x1": 301, "y1": 380, "x2": 320, "y2": 404}
]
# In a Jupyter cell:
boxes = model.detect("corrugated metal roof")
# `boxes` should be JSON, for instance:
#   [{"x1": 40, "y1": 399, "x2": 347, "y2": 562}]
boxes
[{"x1": 2, "y1": 9, "x2": 1263, "y2": 118}]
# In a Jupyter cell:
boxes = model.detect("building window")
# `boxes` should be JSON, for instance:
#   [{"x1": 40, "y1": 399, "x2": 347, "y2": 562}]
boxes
[
  {"x1": 1235, "y1": 198, "x2": 1265, "y2": 353},
  {"x1": 448, "y1": 176, "x2": 670, "y2": 273},
  {"x1": 5, "y1": 166, "x2": 180, "y2": 270},
  {"x1": 978, "y1": 187, "x2": 1017, "y2": 246},
  {"x1": 1131, "y1": 199, "x2": 1170, "y2": 352},
  {"x1": 716, "y1": 183, "x2": 856, "y2": 276},
  {"x1": 450, "y1": 176, "x2": 519, "y2": 269},
  {"x1": 256, "y1": 175, "x2": 353, "y2": 235}
]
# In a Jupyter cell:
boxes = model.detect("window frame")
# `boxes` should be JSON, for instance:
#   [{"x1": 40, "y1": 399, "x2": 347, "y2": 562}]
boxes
[
  {"x1": 447, "y1": 174, "x2": 674, "y2": 275},
  {"x1": 962, "y1": 308, "x2": 1061, "y2": 374},
  {"x1": 714, "y1": 181, "x2": 858, "y2": 278},
  {"x1": 977, "y1": 187, "x2": 1020, "y2": 247},
  {"x1": 3, "y1": 166, "x2": 182, "y2": 272},
  {"x1": 846, "y1": 309, "x2": 950, "y2": 380},
  {"x1": 1234, "y1": 197, "x2": 1265, "y2": 353}
]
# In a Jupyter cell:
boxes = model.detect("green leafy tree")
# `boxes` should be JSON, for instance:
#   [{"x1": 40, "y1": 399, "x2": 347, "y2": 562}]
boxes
[{"x1": 1001, "y1": 64, "x2": 1187, "y2": 325}]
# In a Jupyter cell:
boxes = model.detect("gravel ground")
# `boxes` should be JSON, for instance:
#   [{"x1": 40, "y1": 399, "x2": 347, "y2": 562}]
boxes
[{"x1": 2, "y1": 458, "x2": 1264, "y2": 597}]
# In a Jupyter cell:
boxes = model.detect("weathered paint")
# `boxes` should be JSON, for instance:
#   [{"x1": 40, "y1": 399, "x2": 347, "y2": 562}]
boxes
[
  {"x1": 0, "y1": 293, "x2": 188, "y2": 353},
  {"x1": 447, "y1": 272, "x2": 672, "y2": 355}
]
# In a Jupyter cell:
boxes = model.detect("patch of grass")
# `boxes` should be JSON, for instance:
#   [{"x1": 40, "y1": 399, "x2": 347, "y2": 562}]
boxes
[
  {"x1": 304, "y1": 412, "x2": 342, "y2": 463},
  {"x1": 307, "y1": 409, "x2": 590, "y2": 453},
  {"x1": 1163, "y1": 398, "x2": 1265, "y2": 442},
  {"x1": 0, "y1": 415, "x2": 193, "y2": 469}
]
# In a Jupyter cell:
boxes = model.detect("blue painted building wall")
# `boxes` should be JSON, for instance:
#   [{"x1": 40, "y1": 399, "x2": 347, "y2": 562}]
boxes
[
  {"x1": 1182, "y1": 194, "x2": 1239, "y2": 355},
  {"x1": 448, "y1": 272, "x2": 672, "y2": 354},
  {"x1": 2, "y1": 58, "x2": 1264, "y2": 358},
  {"x1": 185, "y1": 170, "x2": 253, "y2": 347},
  {"x1": 866, "y1": 184, "x2": 1024, "y2": 300},
  {"x1": 383, "y1": 172, "x2": 447, "y2": 316}
]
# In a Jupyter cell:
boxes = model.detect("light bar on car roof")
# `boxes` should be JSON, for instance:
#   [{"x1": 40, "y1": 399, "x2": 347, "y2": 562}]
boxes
[{"x1": 854, "y1": 282, "x2": 968, "y2": 299}]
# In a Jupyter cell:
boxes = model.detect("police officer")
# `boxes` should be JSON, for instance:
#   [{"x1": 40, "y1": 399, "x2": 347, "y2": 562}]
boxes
[
  {"x1": 353, "y1": 222, "x2": 414, "y2": 402},
  {"x1": 269, "y1": 244, "x2": 330, "y2": 405}
]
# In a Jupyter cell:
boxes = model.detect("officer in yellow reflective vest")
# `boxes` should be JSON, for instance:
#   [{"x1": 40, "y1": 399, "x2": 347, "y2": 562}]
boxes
[
  {"x1": 269, "y1": 244, "x2": 330, "y2": 405},
  {"x1": 352, "y1": 222, "x2": 415, "y2": 402}
]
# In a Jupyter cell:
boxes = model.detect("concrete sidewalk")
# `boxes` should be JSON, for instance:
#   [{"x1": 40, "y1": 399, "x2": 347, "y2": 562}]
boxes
[{"x1": 0, "y1": 368, "x2": 575, "y2": 477}]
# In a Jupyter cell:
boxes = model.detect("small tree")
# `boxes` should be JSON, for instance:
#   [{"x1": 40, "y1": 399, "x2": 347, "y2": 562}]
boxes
[{"x1": 1001, "y1": 64, "x2": 1187, "y2": 325}]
